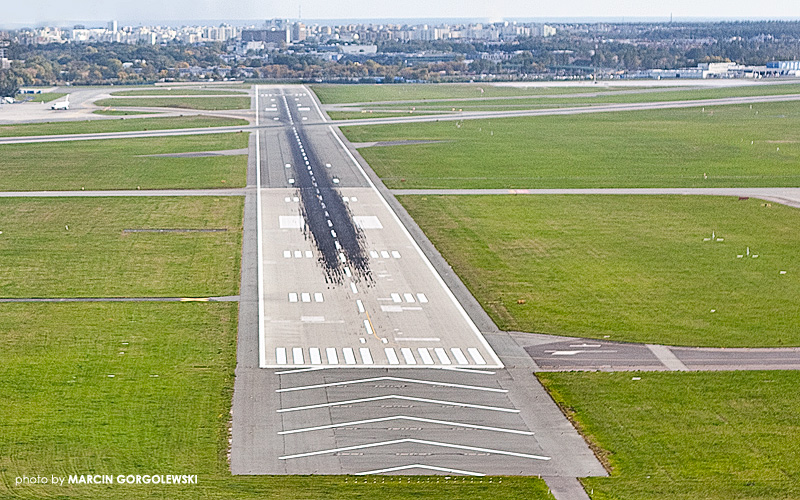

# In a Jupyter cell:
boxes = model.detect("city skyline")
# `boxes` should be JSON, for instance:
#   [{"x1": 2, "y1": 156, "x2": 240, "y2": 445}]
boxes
[{"x1": 3, "y1": 0, "x2": 800, "y2": 28}]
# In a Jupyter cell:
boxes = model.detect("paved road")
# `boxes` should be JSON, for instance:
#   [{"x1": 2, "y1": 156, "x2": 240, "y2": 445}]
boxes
[
  {"x1": 0, "y1": 296, "x2": 239, "y2": 303},
  {"x1": 229, "y1": 85, "x2": 605, "y2": 490},
  {"x1": 391, "y1": 188, "x2": 800, "y2": 209},
  {"x1": 3, "y1": 93, "x2": 800, "y2": 144},
  {"x1": 0, "y1": 188, "x2": 249, "y2": 197},
  {"x1": 515, "y1": 332, "x2": 800, "y2": 372},
  {"x1": 320, "y1": 93, "x2": 800, "y2": 127}
]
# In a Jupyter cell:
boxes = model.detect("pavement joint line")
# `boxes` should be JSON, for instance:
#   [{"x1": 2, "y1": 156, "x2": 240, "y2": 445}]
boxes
[
  {"x1": 327, "y1": 125, "x2": 504, "y2": 368},
  {"x1": 355, "y1": 464, "x2": 486, "y2": 476},
  {"x1": 275, "y1": 376, "x2": 507, "y2": 393},
  {"x1": 276, "y1": 394, "x2": 520, "y2": 413},
  {"x1": 277, "y1": 415, "x2": 534, "y2": 436},
  {"x1": 278, "y1": 438, "x2": 551, "y2": 461}
]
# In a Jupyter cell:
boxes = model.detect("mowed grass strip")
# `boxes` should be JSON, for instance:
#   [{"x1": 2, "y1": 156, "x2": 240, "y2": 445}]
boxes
[
  {"x1": 111, "y1": 89, "x2": 248, "y2": 96},
  {"x1": 0, "y1": 197, "x2": 242, "y2": 297},
  {"x1": 0, "y1": 132, "x2": 248, "y2": 190},
  {"x1": 341, "y1": 83, "x2": 800, "y2": 113},
  {"x1": 92, "y1": 109, "x2": 161, "y2": 115},
  {"x1": 344, "y1": 101, "x2": 800, "y2": 189},
  {"x1": 538, "y1": 371, "x2": 800, "y2": 500},
  {"x1": 94, "y1": 96, "x2": 251, "y2": 110},
  {"x1": 327, "y1": 110, "x2": 442, "y2": 120},
  {"x1": 311, "y1": 83, "x2": 627, "y2": 104},
  {"x1": 0, "y1": 115, "x2": 248, "y2": 137},
  {"x1": 0, "y1": 301, "x2": 552, "y2": 499},
  {"x1": 399, "y1": 195, "x2": 800, "y2": 347}
]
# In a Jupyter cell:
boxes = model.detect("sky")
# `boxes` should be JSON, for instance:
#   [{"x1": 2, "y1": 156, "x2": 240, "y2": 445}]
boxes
[{"x1": 4, "y1": 0, "x2": 800, "y2": 27}]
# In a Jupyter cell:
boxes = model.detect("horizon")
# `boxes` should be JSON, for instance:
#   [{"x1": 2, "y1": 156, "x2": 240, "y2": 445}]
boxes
[{"x1": 4, "y1": 15, "x2": 800, "y2": 30}]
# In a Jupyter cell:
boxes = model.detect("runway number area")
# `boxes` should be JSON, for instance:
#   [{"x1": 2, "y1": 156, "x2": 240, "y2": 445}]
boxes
[{"x1": 255, "y1": 85, "x2": 502, "y2": 369}]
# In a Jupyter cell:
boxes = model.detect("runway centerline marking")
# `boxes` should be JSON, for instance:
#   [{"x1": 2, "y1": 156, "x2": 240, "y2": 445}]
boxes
[
  {"x1": 277, "y1": 394, "x2": 519, "y2": 413},
  {"x1": 275, "y1": 376, "x2": 507, "y2": 393},
  {"x1": 278, "y1": 415, "x2": 533, "y2": 435},
  {"x1": 278, "y1": 438, "x2": 550, "y2": 461}
]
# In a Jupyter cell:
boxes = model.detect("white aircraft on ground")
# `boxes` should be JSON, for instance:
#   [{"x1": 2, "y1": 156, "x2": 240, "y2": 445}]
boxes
[{"x1": 51, "y1": 95, "x2": 70, "y2": 110}]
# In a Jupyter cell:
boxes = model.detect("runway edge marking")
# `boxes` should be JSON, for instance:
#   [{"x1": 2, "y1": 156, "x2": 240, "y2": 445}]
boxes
[
  {"x1": 255, "y1": 85, "x2": 267, "y2": 368},
  {"x1": 326, "y1": 122, "x2": 504, "y2": 368}
]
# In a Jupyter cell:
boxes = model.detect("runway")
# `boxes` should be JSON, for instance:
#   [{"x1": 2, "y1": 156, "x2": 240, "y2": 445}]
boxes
[{"x1": 229, "y1": 85, "x2": 606, "y2": 486}]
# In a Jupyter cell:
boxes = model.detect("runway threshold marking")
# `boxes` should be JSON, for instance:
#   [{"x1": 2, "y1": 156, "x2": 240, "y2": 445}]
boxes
[
  {"x1": 277, "y1": 394, "x2": 519, "y2": 413},
  {"x1": 355, "y1": 464, "x2": 485, "y2": 476},
  {"x1": 278, "y1": 438, "x2": 550, "y2": 461},
  {"x1": 275, "y1": 376, "x2": 507, "y2": 393}
]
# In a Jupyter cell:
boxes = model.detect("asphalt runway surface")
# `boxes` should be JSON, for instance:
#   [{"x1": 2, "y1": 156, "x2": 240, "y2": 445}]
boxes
[{"x1": 229, "y1": 85, "x2": 605, "y2": 493}]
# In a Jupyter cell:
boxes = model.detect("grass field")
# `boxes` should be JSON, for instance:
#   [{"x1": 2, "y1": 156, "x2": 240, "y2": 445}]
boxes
[
  {"x1": 399, "y1": 195, "x2": 800, "y2": 347},
  {"x1": 93, "y1": 109, "x2": 161, "y2": 116},
  {"x1": 0, "y1": 115, "x2": 248, "y2": 137},
  {"x1": 15, "y1": 92, "x2": 68, "y2": 103},
  {"x1": 0, "y1": 301, "x2": 551, "y2": 499},
  {"x1": 331, "y1": 83, "x2": 800, "y2": 114},
  {"x1": 539, "y1": 371, "x2": 800, "y2": 500},
  {"x1": 94, "y1": 97, "x2": 251, "y2": 110},
  {"x1": 0, "y1": 132, "x2": 248, "y2": 190},
  {"x1": 344, "y1": 101, "x2": 800, "y2": 189},
  {"x1": 311, "y1": 83, "x2": 634, "y2": 103},
  {"x1": 111, "y1": 89, "x2": 248, "y2": 96},
  {"x1": 327, "y1": 110, "x2": 441, "y2": 120},
  {"x1": 0, "y1": 197, "x2": 243, "y2": 297}
]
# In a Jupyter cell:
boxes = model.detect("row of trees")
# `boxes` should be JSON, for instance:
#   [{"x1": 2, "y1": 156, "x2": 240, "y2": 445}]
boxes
[{"x1": 2, "y1": 21, "x2": 799, "y2": 88}]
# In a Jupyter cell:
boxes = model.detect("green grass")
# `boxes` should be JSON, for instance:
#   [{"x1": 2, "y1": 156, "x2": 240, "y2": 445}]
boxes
[
  {"x1": 94, "y1": 97, "x2": 251, "y2": 110},
  {"x1": 0, "y1": 132, "x2": 248, "y2": 190},
  {"x1": 92, "y1": 109, "x2": 161, "y2": 115},
  {"x1": 0, "y1": 115, "x2": 248, "y2": 137},
  {"x1": 345, "y1": 101, "x2": 800, "y2": 189},
  {"x1": 539, "y1": 371, "x2": 800, "y2": 500},
  {"x1": 341, "y1": 83, "x2": 800, "y2": 113},
  {"x1": 15, "y1": 92, "x2": 68, "y2": 103},
  {"x1": 311, "y1": 83, "x2": 638, "y2": 104},
  {"x1": 399, "y1": 195, "x2": 800, "y2": 347},
  {"x1": 0, "y1": 197, "x2": 242, "y2": 297},
  {"x1": 0, "y1": 300, "x2": 552, "y2": 499},
  {"x1": 111, "y1": 89, "x2": 248, "y2": 96},
  {"x1": 327, "y1": 110, "x2": 441, "y2": 120}
]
